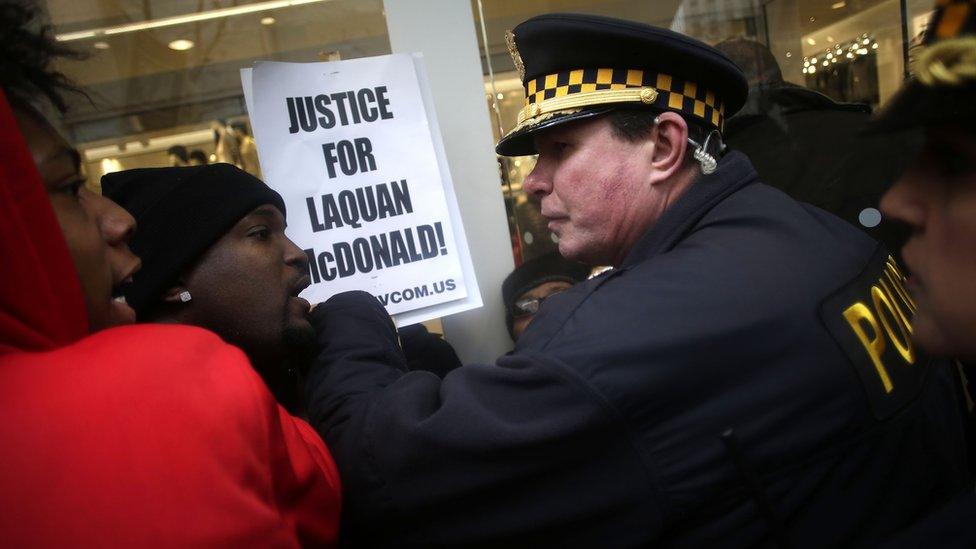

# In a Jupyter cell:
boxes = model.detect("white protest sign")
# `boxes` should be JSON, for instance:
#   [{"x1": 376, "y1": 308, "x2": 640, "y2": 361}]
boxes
[{"x1": 242, "y1": 55, "x2": 481, "y2": 325}]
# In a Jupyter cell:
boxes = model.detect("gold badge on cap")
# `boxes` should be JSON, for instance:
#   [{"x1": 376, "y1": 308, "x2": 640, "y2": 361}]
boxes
[{"x1": 506, "y1": 30, "x2": 525, "y2": 81}]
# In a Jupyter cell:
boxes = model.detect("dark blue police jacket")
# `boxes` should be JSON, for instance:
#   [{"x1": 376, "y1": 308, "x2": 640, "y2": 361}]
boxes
[{"x1": 305, "y1": 151, "x2": 972, "y2": 548}]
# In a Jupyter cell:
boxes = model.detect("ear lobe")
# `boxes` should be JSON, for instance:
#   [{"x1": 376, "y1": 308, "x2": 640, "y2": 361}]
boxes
[{"x1": 161, "y1": 285, "x2": 191, "y2": 304}]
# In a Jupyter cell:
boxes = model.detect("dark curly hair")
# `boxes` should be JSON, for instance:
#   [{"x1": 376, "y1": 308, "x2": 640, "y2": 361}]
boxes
[{"x1": 0, "y1": 2, "x2": 86, "y2": 113}]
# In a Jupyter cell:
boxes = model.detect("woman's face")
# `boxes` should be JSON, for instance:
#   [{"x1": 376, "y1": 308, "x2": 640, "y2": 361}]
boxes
[{"x1": 14, "y1": 107, "x2": 141, "y2": 331}]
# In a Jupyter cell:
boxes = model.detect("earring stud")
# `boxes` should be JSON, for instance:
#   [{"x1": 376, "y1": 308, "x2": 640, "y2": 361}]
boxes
[{"x1": 179, "y1": 290, "x2": 192, "y2": 303}]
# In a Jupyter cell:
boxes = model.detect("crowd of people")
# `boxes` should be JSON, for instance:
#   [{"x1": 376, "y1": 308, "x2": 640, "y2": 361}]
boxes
[{"x1": 2, "y1": 1, "x2": 976, "y2": 547}]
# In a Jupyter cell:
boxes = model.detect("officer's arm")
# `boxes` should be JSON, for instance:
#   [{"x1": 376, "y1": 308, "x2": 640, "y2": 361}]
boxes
[{"x1": 305, "y1": 291, "x2": 660, "y2": 548}]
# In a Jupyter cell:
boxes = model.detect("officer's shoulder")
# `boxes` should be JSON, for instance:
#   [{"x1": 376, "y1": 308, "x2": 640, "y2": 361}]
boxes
[{"x1": 718, "y1": 179, "x2": 877, "y2": 259}]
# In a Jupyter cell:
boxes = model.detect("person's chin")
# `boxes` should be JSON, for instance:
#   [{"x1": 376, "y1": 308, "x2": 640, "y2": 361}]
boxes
[
  {"x1": 911, "y1": 311, "x2": 954, "y2": 358},
  {"x1": 108, "y1": 296, "x2": 138, "y2": 326},
  {"x1": 89, "y1": 294, "x2": 137, "y2": 332},
  {"x1": 282, "y1": 319, "x2": 317, "y2": 367}
]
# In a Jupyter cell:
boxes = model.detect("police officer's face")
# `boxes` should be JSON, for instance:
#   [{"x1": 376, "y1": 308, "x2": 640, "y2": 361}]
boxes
[
  {"x1": 880, "y1": 127, "x2": 976, "y2": 359},
  {"x1": 524, "y1": 116, "x2": 660, "y2": 265}
]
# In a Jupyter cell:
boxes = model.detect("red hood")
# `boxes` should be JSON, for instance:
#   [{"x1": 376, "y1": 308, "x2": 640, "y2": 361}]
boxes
[{"x1": 0, "y1": 91, "x2": 88, "y2": 353}]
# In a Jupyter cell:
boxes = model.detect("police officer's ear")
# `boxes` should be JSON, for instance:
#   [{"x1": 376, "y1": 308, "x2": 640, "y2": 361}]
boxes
[{"x1": 648, "y1": 111, "x2": 691, "y2": 184}]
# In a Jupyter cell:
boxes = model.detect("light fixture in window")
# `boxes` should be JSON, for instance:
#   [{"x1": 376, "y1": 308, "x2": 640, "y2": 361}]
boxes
[
  {"x1": 56, "y1": 0, "x2": 330, "y2": 42},
  {"x1": 872, "y1": 42, "x2": 879, "y2": 49},
  {"x1": 831, "y1": 1, "x2": 846, "y2": 9},
  {"x1": 101, "y1": 158, "x2": 122, "y2": 175},
  {"x1": 261, "y1": 16, "x2": 276, "y2": 25},
  {"x1": 93, "y1": 41, "x2": 110, "y2": 50},
  {"x1": 496, "y1": 92, "x2": 504, "y2": 100},
  {"x1": 168, "y1": 39, "x2": 195, "y2": 51},
  {"x1": 785, "y1": 51, "x2": 792, "y2": 58}
]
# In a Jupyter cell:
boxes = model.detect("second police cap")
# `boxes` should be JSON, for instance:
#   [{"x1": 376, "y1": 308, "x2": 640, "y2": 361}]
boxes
[
  {"x1": 495, "y1": 13, "x2": 749, "y2": 157},
  {"x1": 868, "y1": 0, "x2": 976, "y2": 133}
]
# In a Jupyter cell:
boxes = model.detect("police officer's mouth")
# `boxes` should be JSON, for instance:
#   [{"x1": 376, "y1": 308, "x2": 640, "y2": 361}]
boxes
[
  {"x1": 897, "y1": 254, "x2": 923, "y2": 298},
  {"x1": 546, "y1": 217, "x2": 568, "y2": 232}
]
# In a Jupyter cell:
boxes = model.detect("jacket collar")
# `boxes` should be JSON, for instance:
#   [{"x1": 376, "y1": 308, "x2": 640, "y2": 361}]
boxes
[{"x1": 619, "y1": 150, "x2": 758, "y2": 270}]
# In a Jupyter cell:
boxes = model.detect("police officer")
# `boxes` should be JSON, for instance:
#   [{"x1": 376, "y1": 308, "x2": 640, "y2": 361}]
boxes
[
  {"x1": 876, "y1": 0, "x2": 976, "y2": 364},
  {"x1": 305, "y1": 14, "x2": 971, "y2": 548},
  {"x1": 870, "y1": 2, "x2": 976, "y2": 545}
]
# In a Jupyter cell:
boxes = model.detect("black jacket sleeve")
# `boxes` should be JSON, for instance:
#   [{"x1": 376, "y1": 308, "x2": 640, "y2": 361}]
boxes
[{"x1": 304, "y1": 291, "x2": 660, "y2": 549}]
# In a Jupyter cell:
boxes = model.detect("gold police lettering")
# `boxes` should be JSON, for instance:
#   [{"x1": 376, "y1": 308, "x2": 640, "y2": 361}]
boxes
[{"x1": 842, "y1": 258, "x2": 917, "y2": 393}]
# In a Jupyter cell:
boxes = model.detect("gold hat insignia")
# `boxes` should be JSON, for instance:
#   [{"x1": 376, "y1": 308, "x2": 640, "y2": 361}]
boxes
[{"x1": 505, "y1": 30, "x2": 525, "y2": 81}]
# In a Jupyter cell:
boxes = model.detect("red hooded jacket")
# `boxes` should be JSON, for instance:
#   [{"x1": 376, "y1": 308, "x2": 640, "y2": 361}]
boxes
[{"x1": 0, "y1": 92, "x2": 341, "y2": 547}]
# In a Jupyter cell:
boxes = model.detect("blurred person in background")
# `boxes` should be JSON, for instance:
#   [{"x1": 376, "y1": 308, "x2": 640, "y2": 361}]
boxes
[
  {"x1": 231, "y1": 121, "x2": 263, "y2": 178},
  {"x1": 166, "y1": 144, "x2": 189, "y2": 167},
  {"x1": 188, "y1": 148, "x2": 208, "y2": 166},
  {"x1": 0, "y1": 4, "x2": 340, "y2": 545},
  {"x1": 717, "y1": 37, "x2": 922, "y2": 259},
  {"x1": 502, "y1": 252, "x2": 590, "y2": 342},
  {"x1": 213, "y1": 119, "x2": 242, "y2": 167}
]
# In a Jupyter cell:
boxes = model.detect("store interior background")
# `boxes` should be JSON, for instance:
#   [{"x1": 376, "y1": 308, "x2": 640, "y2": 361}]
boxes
[{"x1": 41, "y1": 0, "x2": 933, "y2": 317}]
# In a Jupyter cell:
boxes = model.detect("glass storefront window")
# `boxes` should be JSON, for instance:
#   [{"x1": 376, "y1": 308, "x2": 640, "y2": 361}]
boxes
[
  {"x1": 40, "y1": 0, "x2": 938, "y2": 268},
  {"x1": 44, "y1": 0, "x2": 390, "y2": 192}
]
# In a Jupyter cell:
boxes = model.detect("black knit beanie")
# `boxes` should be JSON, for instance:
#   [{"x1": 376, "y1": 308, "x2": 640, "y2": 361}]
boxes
[
  {"x1": 102, "y1": 163, "x2": 286, "y2": 317},
  {"x1": 501, "y1": 252, "x2": 591, "y2": 338}
]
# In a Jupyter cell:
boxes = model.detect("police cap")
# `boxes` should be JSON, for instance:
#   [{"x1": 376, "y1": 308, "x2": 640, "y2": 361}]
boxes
[
  {"x1": 495, "y1": 13, "x2": 749, "y2": 156},
  {"x1": 869, "y1": 0, "x2": 976, "y2": 133}
]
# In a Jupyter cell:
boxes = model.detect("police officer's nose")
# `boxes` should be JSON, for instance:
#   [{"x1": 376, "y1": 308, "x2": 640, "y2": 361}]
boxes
[
  {"x1": 880, "y1": 172, "x2": 927, "y2": 233},
  {"x1": 523, "y1": 162, "x2": 553, "y2": 199}
]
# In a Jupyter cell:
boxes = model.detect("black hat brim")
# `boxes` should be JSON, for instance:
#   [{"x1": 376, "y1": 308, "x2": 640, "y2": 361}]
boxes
[
  {"x1": 866, "y1": 78, "x2": 976, "y2": 134},
  {"x1": 495, "y1": 106, "x2": 615, "y2": 156}
]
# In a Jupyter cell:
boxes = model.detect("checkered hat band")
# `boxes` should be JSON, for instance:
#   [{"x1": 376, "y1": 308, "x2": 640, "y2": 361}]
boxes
[{"x1": 524, "y1": 68, "x2": 726, "y2": 128}]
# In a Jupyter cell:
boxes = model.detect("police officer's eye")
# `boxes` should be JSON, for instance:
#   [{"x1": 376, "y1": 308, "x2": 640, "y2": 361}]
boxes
[
  {"x1": 944, "y1": 155, "x2": 974, "y2": 178},
  {"x1": 931, "y1": 146, "x2": 975, "y2": 178}
]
